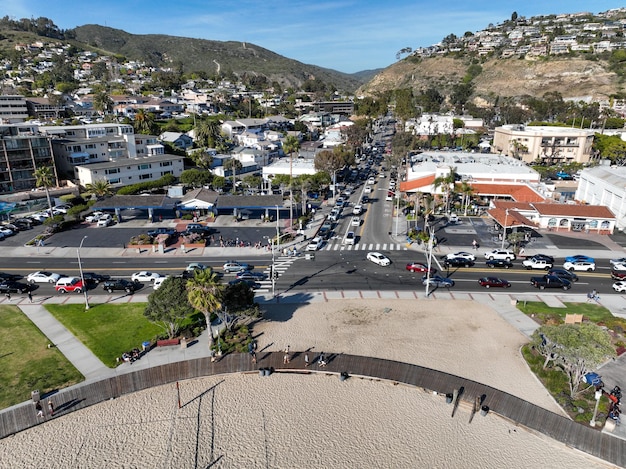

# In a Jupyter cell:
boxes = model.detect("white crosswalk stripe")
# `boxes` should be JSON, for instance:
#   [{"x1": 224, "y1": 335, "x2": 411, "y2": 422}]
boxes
[{"x1": 324, "y1": 242, "x2": 408, "y2": 251}]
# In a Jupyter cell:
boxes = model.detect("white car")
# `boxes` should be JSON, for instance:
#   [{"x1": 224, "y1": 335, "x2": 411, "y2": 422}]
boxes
[
  {"x1": 563, "y1": 261, "x2": 596, "y2": 272},
  {"x1": 612, "y1": 262, "x2": 626, "y2": 271},
  {"x1": 0, "y1": 227, "x2": 13, "y2": 236},
  {"x1": 27, "y1": 271, "x2": 61, "y2": 284},
  {"x1": 613, "y1": 281, "x2": 626, "y2": 292},
  {"x1": 364, "y1": 186, "x2": 372, "y2": 194},
  {"x1": 353, "y1": 204, "x2": 363, "y2": 215},
  {"x1": 153, "y1": 276, "x2": 171, "y2": 290},
  {"x1": 131, "y1": 271, "x2": 161, "y2": 283},
  {"x1": 367, "y1": 251, "x2": 391, "y2": 266},
  {"x1": 53, "y1": 204, "x2": 72, "y2": 214},
  {"x1": 484, "y1": 249, "x2": 516, "y2": 261},
  {"x1": 351, "y1": 217, "x2": 361, "y2": 227},
  {"x1": 306, "y1": 237, "x2": 323, "y2": 251},
  {"x1": 96, "y1": 214, "x2": 113, "y2": 227},
  {"x1": 367, "y1": 177, "x2": 375, "y2": 185},
  {"x1": 85, "y1": 211, "x2": 104, "y2": 223},
  {"x1": 610, "y1": 257, "x2": 626, "y2": 266},
  {"x1": 445, "y1": 252, "x2": 476, "y2": 262}
]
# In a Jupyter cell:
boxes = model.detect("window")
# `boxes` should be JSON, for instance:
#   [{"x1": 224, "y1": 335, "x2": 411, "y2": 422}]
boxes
[
  {"x1": 139, "y1": 173, "x2": 152, "y2": 180},
  {"x1": 105, "y1": 168, "x2": 120, "y2": 175},
  {"x1": 139, "y1": 163, "x2": 151, "y2": 170},
  {"x1": 108, "y1": 178, "x2": 120, "y2": 184},
  {"x1": 160, "y1": 161, "x2": 172, "y2": 167}
]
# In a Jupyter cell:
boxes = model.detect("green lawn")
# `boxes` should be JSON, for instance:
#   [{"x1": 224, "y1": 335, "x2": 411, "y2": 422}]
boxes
[
  {"x1": 46, "y1": 303, "x2": 162, "y2": 367},
  {"x1": 0, "y1": 305, "x2": 83, "y2": 409},
  {"x1": 517, "y1": 301, "x2": 626, "y2": 328}
]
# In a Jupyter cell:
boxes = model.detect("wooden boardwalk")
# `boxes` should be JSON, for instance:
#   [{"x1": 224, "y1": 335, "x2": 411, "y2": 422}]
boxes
[{"x1": 1, "y1": 352, "x2": 625, "y2": 466}]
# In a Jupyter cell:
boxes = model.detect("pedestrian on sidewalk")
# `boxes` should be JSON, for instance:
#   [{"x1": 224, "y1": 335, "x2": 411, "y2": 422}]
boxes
[
  {"x1": 47, "y1": 399, "x2": 54, "y2": 416},
  {"x1": 5, "y1": 292, "x2": 10, "y2": 302},
  {"x1": 27, "y1": 290, "x2": 33, "y2": 303},
  {"x1": 35, "y1": 402, "x2": 44, "y2": 418}
]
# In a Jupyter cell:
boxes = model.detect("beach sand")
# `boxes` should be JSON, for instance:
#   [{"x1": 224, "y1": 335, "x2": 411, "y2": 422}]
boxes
[{"x1": 0, "y1": 299, "x2": 614, "y2": 468}]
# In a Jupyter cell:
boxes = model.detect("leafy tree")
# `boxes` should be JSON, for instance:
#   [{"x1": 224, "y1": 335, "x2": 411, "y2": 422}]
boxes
[
  {"x1": 180, "y1": 168, "x2": 212, "y2": 187},
  {"x1": 187, "y1": 148, "x2": 214, "y2": 169},
  {"x1": 242, "y1": 174, "x2": 262, "y2": 190},
  {"x1": 394, "y1": 88, "x2": 416, "y2": 121},
  {"x1": 212, "y1": 175, "x2": 226, "y2": 191},
  {"x1": 186, "y1": 269, "x2": 224, "y2": 349},
  {"x1": 218, "y1": 282, "x2": 261, "y2": 332},
  {"x1": 93, "y1": 90, "x2": 113, "y2": 115},
  {"x1": 314, "y1": 148, "x2": 345, "y2": 177},
  {"x1": 530, "y1": 323, "x2": 615, "y2": 398},
  {"x1": 145, "y1": 277, "x2": 194, "y2": 338},
  {"x1": 342, "y1": 118, "x2": 370, "y2": 153},
  {"x1": 33, "y1": 166, "x2": 56, "y2": 217}
]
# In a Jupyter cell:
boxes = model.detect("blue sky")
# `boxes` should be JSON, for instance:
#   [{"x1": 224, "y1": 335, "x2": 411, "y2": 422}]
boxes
[{"x1": 4, "y1": 0, "x2": 625, "y2": 73}]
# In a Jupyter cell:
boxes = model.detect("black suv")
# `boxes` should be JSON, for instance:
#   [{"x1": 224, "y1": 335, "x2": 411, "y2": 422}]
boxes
[
  {"x1": 147, "y1": 227, "x2": 178, "y2": 237},
  {"x1": 102, "y1": 279, "x2": 136, "y2": 293},
  {"x1": 443, "y1": 257, "x2": 474, "y2": 268}
]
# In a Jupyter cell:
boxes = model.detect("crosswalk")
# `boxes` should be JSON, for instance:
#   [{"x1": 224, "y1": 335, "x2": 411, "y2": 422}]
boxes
[
  {"x1": 257, "y1": 255, "x2": 300, "y2": 292},
  {"x1": 322, "y1": 242, "x2": 409, "y2": 251}
]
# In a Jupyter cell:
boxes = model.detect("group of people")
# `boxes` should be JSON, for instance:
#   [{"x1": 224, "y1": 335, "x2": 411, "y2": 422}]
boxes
[
  {"x1": 34, "y1": 399, "x2": 54, "y2": 418},
  {"x1": 121, "y1": 349, "x2": 141, "y2": 364},
  {"x1": 608, "y1": 386, "x2": 622, "y2": 424},
  {"x1": 587, "y1": 289, "x2": 601, "y2": 303}
]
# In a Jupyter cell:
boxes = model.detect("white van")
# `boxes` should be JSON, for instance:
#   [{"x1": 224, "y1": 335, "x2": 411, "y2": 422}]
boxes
[{"x1": 449, "y1": 213, "x2": 459, "y2": 224}]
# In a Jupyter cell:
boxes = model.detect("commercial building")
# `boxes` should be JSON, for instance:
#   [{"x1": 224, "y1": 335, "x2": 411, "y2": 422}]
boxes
[
  {"x1": 492, "y1": 125, "x2": 595, "y2": 164},
  {"x1": 575, "y1": 165, "x2": 626, "y2": 231}
]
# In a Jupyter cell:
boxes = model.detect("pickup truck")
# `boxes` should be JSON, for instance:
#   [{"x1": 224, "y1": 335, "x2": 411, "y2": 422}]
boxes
[
  {"x1": 530, "y1": 275, "x2": 571, "y2": 290},
  {"x1": 522, "y1": 258, "x2": 553, "y2": 270}
]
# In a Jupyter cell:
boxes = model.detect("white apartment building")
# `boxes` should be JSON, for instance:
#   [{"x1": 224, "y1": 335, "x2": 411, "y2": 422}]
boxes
[
  {"x1": 0, "y1": 95, "x2": 29, "y2": 123},
  {"x1": 74, "y1": 153, "x2": 184, "y2": 187},
  {"x1": 492, "y1": 125, "x2": 595, "y2": 164},
  {"x1": 575, "y1": 165, "x2": 626, "y2": 231}
]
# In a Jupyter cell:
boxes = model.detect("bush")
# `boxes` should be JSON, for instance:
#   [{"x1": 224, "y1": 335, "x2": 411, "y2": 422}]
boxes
[
  {"x1": 181, "y1": 213, "x2": 194, "y2": 220},
  {"x1": 116, "y1": 174, "x2": 177, "y2": 195}
]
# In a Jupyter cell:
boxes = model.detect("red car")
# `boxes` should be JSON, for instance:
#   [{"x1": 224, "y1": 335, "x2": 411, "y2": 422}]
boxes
[
  {"x1": 478, "y1": 277, "x2": 511, "y2": 288},
  {"x1": 406, "y1": 262, "x2": 436, "y2": 274}
]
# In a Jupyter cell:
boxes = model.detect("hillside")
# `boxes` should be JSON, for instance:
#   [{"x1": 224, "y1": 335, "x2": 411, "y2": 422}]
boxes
[
  {"x1": 359, "y1": 55, "x2": 622, "y2": 101},
  {"x1": 70, "y1": 25, "x2": 364, "y2": 92}
]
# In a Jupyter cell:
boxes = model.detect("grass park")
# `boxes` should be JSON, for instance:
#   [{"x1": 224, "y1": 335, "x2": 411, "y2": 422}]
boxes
[{"x1": 519, "y1": 301, "x2": 626, "y2": 425}]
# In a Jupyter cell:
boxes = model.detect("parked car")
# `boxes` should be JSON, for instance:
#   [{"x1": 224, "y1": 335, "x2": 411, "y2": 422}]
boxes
[
  {"x1": 55, "y1": 277, "x2": 85, "y2": 294},
  {"x1": 612, "y1": 262, "x2": 626, "y2": 272},
  {"x1": 478, "y1": 277, "x2": 511, "y2": 288},
  {"x1": 613, "y1": 281, "x2": 626, "y2": 293},
  {"x1": 0, "y1": 281, "x2": 29, "y2": 294},
  {"x1": 484, "y1": 249, "x2": 516, "y2": 261},
  {"x1": 102, "y1": 279, "x2": 136, "y2": 293},
  {"x1": 131, "y1": 271, "x2": 162, "y2": 283},
  {"x1": 443, "y1": 257, "x2": 474, "y2": 268},
  {"x1": 406, "y1": 262, "x2": 435, "y2": 273},
  {"x1": 547, "y1": 268, "x2": 578, "y2": 282},
  {"x1": 223, "y1": 261, "x2": 253, "y2": 273},
  {"x1": 53, "y1": 204, "x2": 72, "y2": 213},
  {"x1": 610, "y1": 257, "x2": 626, "y2": 266},
  {"x1": 563, "y1": 260, "x2": 596, "y2": 272},
  {"x1": 564, "y1": 254, "x2": 595, "y2": 264},
  {"x1": 367, "y1": 252, "x2": 391, "y2": 266},
  {"x1": 445, "y1": 252, "x2": 476, "y2": 262},
  {"x1": 97, "y1": 214, "x2": 113, "y2": 227},
  {"x1": 85, "y1": 211, "x2": 104, "y2": 223},
  {"x1": 422, "y1": 275, "x2": 455, "y2": 288},
  {"x1": 0, "y1": 227, "x2": 14, "y2": 237},
  {"x1": 27, "y1": 271, "x2": 61, "y2": 284},
  {"x1": 486, "y1": 259, "x2": 514, "y2": 269},
  {"x1": 531, "y1": 254, "x2": 555, "y2": 264},
  {"x1": 147, "y1": 227, "x2": 178, "y2": 237}
]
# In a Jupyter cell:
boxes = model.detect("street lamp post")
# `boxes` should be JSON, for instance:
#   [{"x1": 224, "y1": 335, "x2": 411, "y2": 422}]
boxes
[
  {"x1": 77, "y1": 235, "x2": 89, "y2": 311},
  {"x1": 500, "y1": 209, "x2": 509, "y2": 251},
  {"x1": 590, "y1": 389, "x2": 603, "y2": 427}
]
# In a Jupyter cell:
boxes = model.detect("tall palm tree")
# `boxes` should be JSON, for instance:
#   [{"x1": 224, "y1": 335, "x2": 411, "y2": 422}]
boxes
[
  {"x1": 33, "y1": 166, "x2": 56, "y2": 217},
  {"x1": 283, "y1": 135, "x2": 300, "y2": 225},
  {"x1": 93, "y1": 90, "x2": 113, "y2": 116},
  {"x1": 224, "y1": 158, "x2": 243, "y2": 193},
  {"x1": 85, "y1": 178, "x2": 113, "y2": 199},
  {"x1": 457, "y1": 181, "x2": 474, "y2": 216},
  {"x1": 195, "y1": 118, "x2": 221, "y2": 148},
  {"x1": 186, "y1": 269, "x2": 224, "y2": 349}
]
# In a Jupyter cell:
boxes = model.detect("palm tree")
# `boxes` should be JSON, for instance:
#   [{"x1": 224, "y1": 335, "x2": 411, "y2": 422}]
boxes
[
  {"x1": 457, "y1": 181, "x2": 474, "y2": 216},
  {"x1": 186, "y1": 269, "x2": 224, "y2": 349},
  {"x1": 283, "y1": 135, "x2": 300, "y2": 225},
  {"x1": 133, "y1": 109, "x2": 156, "y2": 135},
  {"x1": 33, "y1": 166, "x2": 56, "y2": 217},
  {"x1": 93, "y1": 90, "x2": 113, "y2": 116},
  {"x1": 195, "y1": 118, "x2": 221, "y2": 148},
  {"x1": 224, "y1": 158, "x2": 243, "y2": 193},
  {"x1": 85, "y1": 178, "x2": 113, "y2": 199}
]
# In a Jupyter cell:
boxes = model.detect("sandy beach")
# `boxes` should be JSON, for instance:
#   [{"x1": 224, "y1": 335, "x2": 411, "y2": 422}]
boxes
[{"x1": 0, "y1": 299, "x2": 616, "y2": 468}]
